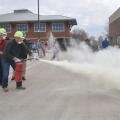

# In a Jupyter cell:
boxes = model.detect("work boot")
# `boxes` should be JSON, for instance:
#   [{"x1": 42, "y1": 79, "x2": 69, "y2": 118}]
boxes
[
  {"x1": 16, "y1": 86, "x2": 26, "y2": 90},
  {"x1": 3, "y1": 87, "x2": 9, "y2": 92},
  {"x1": 11, "y1": 76, "x2": 15, "y2": 81},
  {"x1": 22, "y1": 77, "x2": 26, "y2": 81}
]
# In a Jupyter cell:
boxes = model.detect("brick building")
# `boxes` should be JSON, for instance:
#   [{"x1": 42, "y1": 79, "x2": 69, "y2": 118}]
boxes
[
  {"x1": 0, "y1": 9, "x2": 77, "y2": 44},
  {"x1": 109, "y1": 7, "x2": 120, "y2": 45}
]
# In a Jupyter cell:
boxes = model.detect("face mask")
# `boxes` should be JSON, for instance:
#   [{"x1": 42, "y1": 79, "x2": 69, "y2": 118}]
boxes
[
  {"x1": 18, "y1": 41, "x2": 23, "y2": 44},
  {"x1": 2, "y1": 36, "x2": 6, "y2": 39}
]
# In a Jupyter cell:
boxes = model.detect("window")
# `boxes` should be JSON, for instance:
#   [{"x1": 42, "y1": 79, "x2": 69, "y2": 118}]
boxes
[
  {"x1": 0, "y1": 23, "x2": 11, "y2": 32},
  {"x1": 52, "y1": 23, "x2": 64, "y2": 32},
  {"x1": 34, "y1": 23, "x2": 46, "y2": 32},
  {"x1": 17, "y1": 24, "x2": 28, "y2": 32}
]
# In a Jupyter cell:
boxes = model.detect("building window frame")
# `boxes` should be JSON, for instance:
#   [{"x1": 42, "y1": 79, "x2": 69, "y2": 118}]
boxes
[
  {"x1": 0, "y1": 23, "x2": 11, "y2": 33},
  {"x1": 17, "y1": 23, "x2": 28, "y2": 32},
  {"x1": 34, "y1": 23, "x2": 46, "y2": 32},
  {"x1": 52, "y1": 23, "x2": 64, "y2": 32}
]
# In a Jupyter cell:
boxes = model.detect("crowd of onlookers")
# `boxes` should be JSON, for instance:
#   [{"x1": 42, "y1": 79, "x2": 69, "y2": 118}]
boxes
[{"x1": 24, "y1": 40, "x2": 47, "y2": 58}]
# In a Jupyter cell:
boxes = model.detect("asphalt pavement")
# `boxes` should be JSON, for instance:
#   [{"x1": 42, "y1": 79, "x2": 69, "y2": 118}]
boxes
[{"x1": 0, "y1": 59, "x2": 120, "y2": 120}]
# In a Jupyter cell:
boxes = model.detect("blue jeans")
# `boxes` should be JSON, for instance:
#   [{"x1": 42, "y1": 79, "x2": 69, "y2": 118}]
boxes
[
  {"x1": 2, "y1": 58, "x2": 16, "y2": 88},
  {"x1": 0, "y1": 58, "x2": 2, "y2": 85}
]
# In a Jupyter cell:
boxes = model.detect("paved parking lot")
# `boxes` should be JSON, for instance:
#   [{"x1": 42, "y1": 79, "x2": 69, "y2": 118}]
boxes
[{"x1": 0, "y1": 60, "x2": 120, "y2": 120}]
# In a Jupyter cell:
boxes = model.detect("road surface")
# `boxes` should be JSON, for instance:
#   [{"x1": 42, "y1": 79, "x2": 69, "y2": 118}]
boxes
[{"x1": 0, "y1": 60, "x2": 120, "y2": 120}]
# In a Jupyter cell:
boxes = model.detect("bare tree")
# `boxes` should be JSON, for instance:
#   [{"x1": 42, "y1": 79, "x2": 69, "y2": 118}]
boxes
[
  {"x1": 70, "y1": 27, "x2": 89, "y2": 44},
  {"x1": 70, "y1": 26, "x2": 98, "y2": 51}
]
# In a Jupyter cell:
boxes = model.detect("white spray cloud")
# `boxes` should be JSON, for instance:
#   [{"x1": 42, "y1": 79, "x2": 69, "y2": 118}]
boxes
[{"x1": 41, "y1": 43, "x2": 120, "y2": 90}]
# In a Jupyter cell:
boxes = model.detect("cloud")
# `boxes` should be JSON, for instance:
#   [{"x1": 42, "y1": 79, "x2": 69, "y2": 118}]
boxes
[{"x1": 0, "y1": 0, "x2": 120, "y2": 37}]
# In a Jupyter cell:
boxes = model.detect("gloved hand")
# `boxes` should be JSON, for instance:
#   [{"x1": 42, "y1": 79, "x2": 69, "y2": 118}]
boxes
[
  {"x1": 0, "y1": 51, "x2": 3, "y2": 54},
  {"x1": 13, "y1": 57, "x2": 21, "y2": 63}
]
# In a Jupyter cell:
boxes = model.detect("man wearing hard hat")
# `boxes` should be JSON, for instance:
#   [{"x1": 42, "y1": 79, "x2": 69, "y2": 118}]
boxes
[
  {"x1": 0, "y1": 28, "x2": 7, "y2": 87},
  {"x1": 2, "y1": 31, "x2": 27, "y2": 92},
  {"x1": 11, "y1": 31, "x2": 31, "y2": 81}
]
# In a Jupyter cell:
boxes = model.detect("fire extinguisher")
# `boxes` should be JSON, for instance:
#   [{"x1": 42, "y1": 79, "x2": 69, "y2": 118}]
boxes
[{"x1": 15, "y1": 62, "x2": 23, "y2": 83}]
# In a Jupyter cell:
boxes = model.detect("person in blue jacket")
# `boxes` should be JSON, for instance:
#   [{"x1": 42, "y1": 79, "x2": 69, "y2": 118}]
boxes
[{"x1": 102, "y1": 37, "x2": 109, "y2": 48}]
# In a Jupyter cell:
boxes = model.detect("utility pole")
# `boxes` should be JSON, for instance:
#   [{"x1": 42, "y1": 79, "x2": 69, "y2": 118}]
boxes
[{"x1": 38, "y1": 0, "x2": 40, "y2": 41}]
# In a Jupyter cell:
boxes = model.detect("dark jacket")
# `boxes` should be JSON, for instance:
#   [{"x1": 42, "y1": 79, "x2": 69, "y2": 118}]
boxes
[{"x1": 3, "y1": 39, "x2": 30, "y2": 60}]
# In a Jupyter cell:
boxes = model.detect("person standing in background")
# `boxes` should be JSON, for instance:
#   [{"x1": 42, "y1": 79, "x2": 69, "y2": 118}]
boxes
[{"x1": 0, "y1": 28, "x2": 7, "y2": 86}]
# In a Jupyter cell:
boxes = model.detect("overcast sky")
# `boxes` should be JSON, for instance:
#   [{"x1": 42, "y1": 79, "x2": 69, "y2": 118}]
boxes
[{"x1": 0, "y1": 0, "x2": 120, "y2": 38}]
